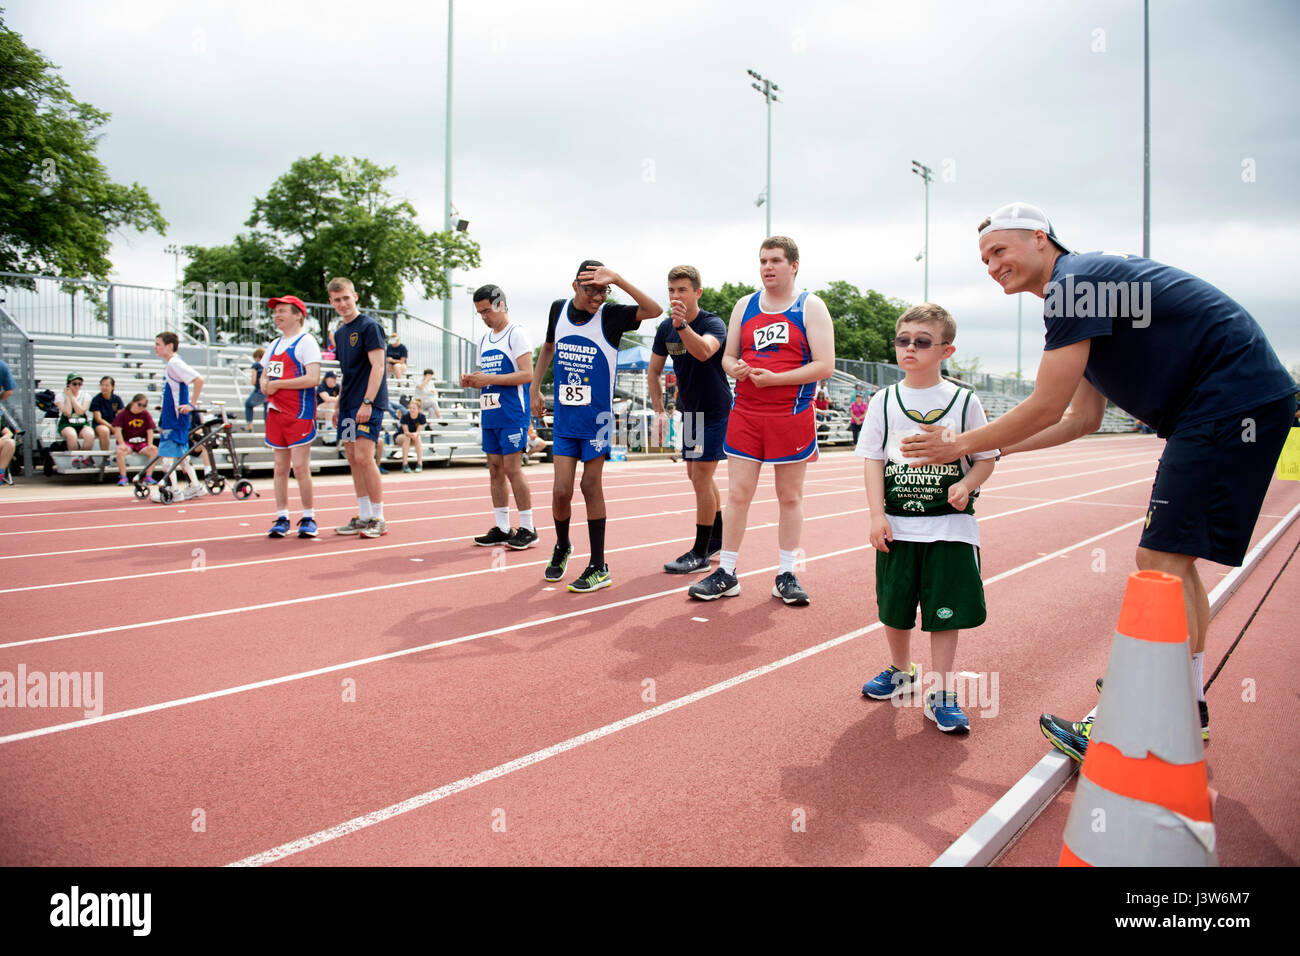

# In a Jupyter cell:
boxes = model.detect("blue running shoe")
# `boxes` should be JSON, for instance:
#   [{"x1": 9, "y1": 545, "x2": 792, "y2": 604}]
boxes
[
  {"x1": 926, "y1": 691, "x2": 970, "y2": 733},
  {"x1": 267, "y1": 516, "x2": 291, "y2": 538},
  {"x1": 862, "y1": 663, "x2": 918, "y2": 700},
  {"x1": 297, "y1": 517, "x2": 319, "y2": 538}
]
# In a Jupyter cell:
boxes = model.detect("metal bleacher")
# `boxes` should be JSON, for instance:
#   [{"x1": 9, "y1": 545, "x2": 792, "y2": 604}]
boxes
[{"x1": 29, "y1": 332, "x2": 529, "y2": 479}]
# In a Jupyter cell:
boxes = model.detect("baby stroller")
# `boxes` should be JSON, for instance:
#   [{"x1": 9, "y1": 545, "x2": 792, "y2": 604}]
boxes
[{"x1": 132, "y1": 401, "x2": 257, "y2": 503}]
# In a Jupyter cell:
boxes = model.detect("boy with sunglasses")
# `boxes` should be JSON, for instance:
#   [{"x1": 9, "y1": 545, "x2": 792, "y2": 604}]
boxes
[{"x1": 856, "y1": 304, "x2": 998, "y2": 733}]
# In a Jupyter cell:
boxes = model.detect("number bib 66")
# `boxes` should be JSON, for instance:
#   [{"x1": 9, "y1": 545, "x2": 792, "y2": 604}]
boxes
[
  {"x1": 559, "y1": 384, "x2": 591, "y2": 406},
  {"x1": 753, "y1": 322, "x2": 789, "y2": 350},
  {"x1": 266, "y1": 360, "x2": 285, "y2": 378}
]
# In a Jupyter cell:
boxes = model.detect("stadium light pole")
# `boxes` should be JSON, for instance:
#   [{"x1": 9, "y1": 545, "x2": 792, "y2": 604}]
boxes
[
  {"x1": 747, "y1": 69, "x2": 780, "y2": 237},
  {"x1": 1143, "y1": 0, "x2": 1150, "y2": 258},
  {"x1": 442, "y1": 0, "x2": 455, "y2": 383},
  {"x1": 911, "y1": 160, "x2": 933, "y2": 302}
]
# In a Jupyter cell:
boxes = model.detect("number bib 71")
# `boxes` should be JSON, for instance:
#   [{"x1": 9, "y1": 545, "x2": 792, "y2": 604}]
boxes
[
  {"x1": 559, "y1": 385, "x2": 591, "y2": 406},
  {"x1": 480, "y1": 392, "x2": 502, "y2": 411},
  {"x1": 752, "y1": 322, "x2": 789, "y2": 350}
]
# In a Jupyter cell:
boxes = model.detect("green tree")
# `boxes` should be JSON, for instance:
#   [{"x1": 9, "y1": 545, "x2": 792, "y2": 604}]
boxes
[
  {"x1": 699, "y1": 281, "x2": 757, "y2": 319},
  {"x1": 815, "y1": 280, "x2": 909, "y2": 364},
  {"x1": 0, "y1": 13, "x2": 167, "y2": 278},
  {"x1": 184, "y1": 154, "x2": 479, "y2": 310}
]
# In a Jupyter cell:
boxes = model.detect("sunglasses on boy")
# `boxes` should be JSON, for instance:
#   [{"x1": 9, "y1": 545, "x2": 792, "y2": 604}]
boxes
[{"x1": 893, "y1": 335, "x2": 950, "y2": 350}]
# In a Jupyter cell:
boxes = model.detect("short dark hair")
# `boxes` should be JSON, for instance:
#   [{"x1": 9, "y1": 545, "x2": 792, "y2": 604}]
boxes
[
  {"x1": 100, "y1": 376, "x2": 115, "y2": 387},
  {"x1": 422, "y1": 368, "x2": 434, "y2": 376},
  {"x1": 576, "y1": 259, "x2": 604, "y2": 278},
  {"x1": 156, "y1": 331, "x2": 179, "y2": 350},
  {"x1": 130, "y1": 393, "x2": 148, "y2": 405},
  {"x1": 667, "y1": 265, "x2": 702, "y2": 290},
  {"x1": 473, "y1": 284, "x2": 507, "y2": 309}
]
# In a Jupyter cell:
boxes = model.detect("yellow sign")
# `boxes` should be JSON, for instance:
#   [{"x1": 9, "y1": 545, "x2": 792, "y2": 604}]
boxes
[{"x1": 1277, "y1": 428, "x2": 1300, "y2": 481}]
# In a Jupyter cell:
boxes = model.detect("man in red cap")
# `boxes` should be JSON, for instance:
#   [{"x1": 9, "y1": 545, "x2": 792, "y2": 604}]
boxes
[{"x1": 262, "y1": 295, "x2": 322, "y2": 538}]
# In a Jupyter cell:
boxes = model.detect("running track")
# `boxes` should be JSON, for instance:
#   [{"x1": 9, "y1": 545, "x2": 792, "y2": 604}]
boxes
[{"x1": 1, "y1": 435, "x2": 1296, "y2": 866}]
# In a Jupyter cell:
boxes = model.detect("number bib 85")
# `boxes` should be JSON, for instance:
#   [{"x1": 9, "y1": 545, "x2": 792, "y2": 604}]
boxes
[{"x1": 559, "y1": 384, "x2": 591, "y2": 406}]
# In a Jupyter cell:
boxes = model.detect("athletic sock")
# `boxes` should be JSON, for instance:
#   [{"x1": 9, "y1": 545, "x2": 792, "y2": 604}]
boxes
[
  {"x1": 779, "y1": 549, "x2": 797, "y2": 574},
  {"x1": 372, "y1": 502, "x2": 384, "y2": 520},
  {"x1": 712, "y1": 510, "x2": 723, "y2": 539},
  {"x1": 277, "y1": 509, "x2": 289, "y2": 519},
  {"x1": 302, "y1": 508, "x2": 314, "y2": 520},
  {"x1": 519, "y1": 509, "x2": 534, "y2": 532},
  {"x1": 494, "y1": 507, "x2": 510, "y2": 532},
  {"x1": 692, "y1": 524, "x2": 712, "y2": 557},
  {"x1": 588, "y1": 517, "x2": 606, "y2": 568},
  {"x1": 358, "y1": 496, "x2": 372, "y2": 521},
  {"x1": 720, "y1": 549, "x2": 738, "y2": 574},
  {"x1": 1192, "y1": 652, "x2": 1205, "y2": 701},
  {"x1": 555, "y1": 518, "x2": 571, "y2": 550}
]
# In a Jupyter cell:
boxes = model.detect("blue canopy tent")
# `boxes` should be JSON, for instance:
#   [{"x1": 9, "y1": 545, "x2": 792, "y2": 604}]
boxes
[{"x1": 616, "y1": 345, "x2": 653, "y2": 371}]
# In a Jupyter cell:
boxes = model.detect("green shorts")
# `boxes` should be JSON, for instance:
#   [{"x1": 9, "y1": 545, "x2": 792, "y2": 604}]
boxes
[{"x1": 875, "y1": 539, "x2": 986, "y2": 632}]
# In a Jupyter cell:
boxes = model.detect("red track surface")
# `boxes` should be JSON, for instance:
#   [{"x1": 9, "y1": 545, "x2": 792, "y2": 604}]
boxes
[{"x1": 1, "y1": 436, "x2": 1296, "y2": 866}]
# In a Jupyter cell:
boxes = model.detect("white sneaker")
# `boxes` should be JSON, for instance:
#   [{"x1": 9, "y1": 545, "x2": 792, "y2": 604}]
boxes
[{"x1": 181, "y1": 485, "x2": 201, "y2": 500}]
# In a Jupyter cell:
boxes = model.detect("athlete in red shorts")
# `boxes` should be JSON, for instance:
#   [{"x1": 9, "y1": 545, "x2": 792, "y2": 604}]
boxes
[
  {"x1": 262, "y1": 295, "x2": 322, "y2": 538},
  {"x1": 689, "y1": 236, "x2": 835, "y2": 605}
]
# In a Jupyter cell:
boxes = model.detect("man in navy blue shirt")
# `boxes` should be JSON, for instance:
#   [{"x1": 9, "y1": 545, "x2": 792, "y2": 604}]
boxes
[
  {"x1": 649, "y1": 265, "x2": 731, "y2": 573},
  {"x1": 905, "y1": 202, "x2": 1295, "y2": 762},
  {"x1": 327, "y1": 277, "x2": 389, "y2": 538}
]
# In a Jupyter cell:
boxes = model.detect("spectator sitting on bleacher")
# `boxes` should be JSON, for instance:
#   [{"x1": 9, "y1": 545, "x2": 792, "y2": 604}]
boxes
[
  {"x1": 112, "y1": 394, "x2": 160, "y2": 486},
  {"x1": 57, "y1": 373, "x2": 97, "y2": 467},
  {"x1": 244, "y1": 347, "x2": 268, "y2": 431},
  {"x1": 413, "y1": 368, "x2": 443, "y2": 421},
  {"x1": 0, "y1": 425, "x2": 14, "y2": 485},
  {"x1": 396, "y1": 398, "x2": 428, "y2": 472},
  {"x1": 317, "y1": 370, "x2": 340, "y2": 423},
  {"x1": 386, "y1": 333, "x2": 408, "y2": 380},
  {"x1": 0, "y1": 358, "x2": 15, "y2": 402},
  {"x1": 90, "y1": 376, "x2": 125, "y2": 456}
]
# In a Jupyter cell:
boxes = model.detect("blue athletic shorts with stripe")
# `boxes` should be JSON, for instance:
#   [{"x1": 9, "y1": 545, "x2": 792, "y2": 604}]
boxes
[
  {"x1": 484, "y1": 424, "x2": 527, "y2": 456},
  {"x1": 553, "y1": 435, "x2": 611, "y2": 462}
]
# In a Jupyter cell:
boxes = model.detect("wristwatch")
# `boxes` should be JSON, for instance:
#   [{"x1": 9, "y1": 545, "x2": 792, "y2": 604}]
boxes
[{"x1": 362, "y1": 398, "x2": 374, "y2": 406}]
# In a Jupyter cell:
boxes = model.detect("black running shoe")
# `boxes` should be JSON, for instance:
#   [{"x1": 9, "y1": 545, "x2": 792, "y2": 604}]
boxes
[
  {"x1": 474, "y1": 526, "x2": 513, "y2": 547},
  {"x1": 1040, "y1": 713, "x2": 1091, "y2": 763},
  {"x1": 1200, "y1": 700, "x2": 1209, "y2": 742},
  {"x1": 544, "y1": 543, "x2": 573, "y2": 582},
  {"x1": 772, "y1": 571, "x2": 810, "y2": 606},
  {"x1": 688, "y1": 567, "x2": 740, "y2": 601},
  {"x1": 506, "y1": 527, "x2": 539, "y2": 550},
  {"x1": 663, "y1": 550, "x2": 709, "y2": 574}
]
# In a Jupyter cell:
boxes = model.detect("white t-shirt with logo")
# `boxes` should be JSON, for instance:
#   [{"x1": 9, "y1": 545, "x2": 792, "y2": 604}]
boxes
[{"x1": 855, "y1": 381, "x2": 998, "y2": 547}]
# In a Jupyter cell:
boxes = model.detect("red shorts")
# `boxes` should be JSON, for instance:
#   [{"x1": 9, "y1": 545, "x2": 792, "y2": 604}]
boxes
[
  {"x1": 264, "y1": 410, "x2": 317, "y2": 449},
  {"x1": 723, "y1": 405, "x2": 818, "y2": 464}
]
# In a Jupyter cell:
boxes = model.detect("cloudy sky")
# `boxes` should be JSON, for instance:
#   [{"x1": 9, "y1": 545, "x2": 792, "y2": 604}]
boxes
[{"x1": 9, "y1": 0, "x2": 1299, "y2": 376}]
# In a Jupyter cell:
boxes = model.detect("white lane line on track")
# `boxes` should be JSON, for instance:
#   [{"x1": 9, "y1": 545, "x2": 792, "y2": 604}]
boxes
[
  {"x1": 0, "y1": 478, "x2": 1157, "y2": 748},
  {"x1": 0, "y1": 475, "x2": 1154, "y2": 639},
  {"x1": 0, "y1": 456, "x2": 1154, "y2": 564},
  {"x1": 224, "y1": 514, "x2": 1150, "y2": 867},
  {"x1": 0, "y1": 446, "x2": 1154, "y2": 532}
]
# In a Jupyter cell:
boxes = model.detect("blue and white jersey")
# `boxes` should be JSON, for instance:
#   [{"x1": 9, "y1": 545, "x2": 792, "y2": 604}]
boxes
[
  {"x1": 160, "y1": 353, "x2": 199, "y2": 431},
  {"x1": 477, "y1": 322, "x2": 532, "y2": 429},
  {"x1": 552, "y1": 299, "x2": 619, "y2": 440}
]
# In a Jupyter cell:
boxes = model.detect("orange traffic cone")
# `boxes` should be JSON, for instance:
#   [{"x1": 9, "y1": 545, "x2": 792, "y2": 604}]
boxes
[{"x1": 1060, "y1": 570, "x2": 1216, "y2": 866}]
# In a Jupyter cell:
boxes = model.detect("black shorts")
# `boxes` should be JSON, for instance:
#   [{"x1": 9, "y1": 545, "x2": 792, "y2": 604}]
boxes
[{"x1": 1140, "y1": 396, "x2": 1295, "y2": 566}]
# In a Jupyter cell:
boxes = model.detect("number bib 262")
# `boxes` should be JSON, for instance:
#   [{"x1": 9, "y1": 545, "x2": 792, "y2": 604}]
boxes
[
  {"x1": 480, "y1": 392, "x2": 502, "y2": 411},
  {"x1": 752, "y1": 322, "x2": 789, "y2": 350},
  {"x1": 559, "y1": 385, "x2": 591, "y2": 406}
]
